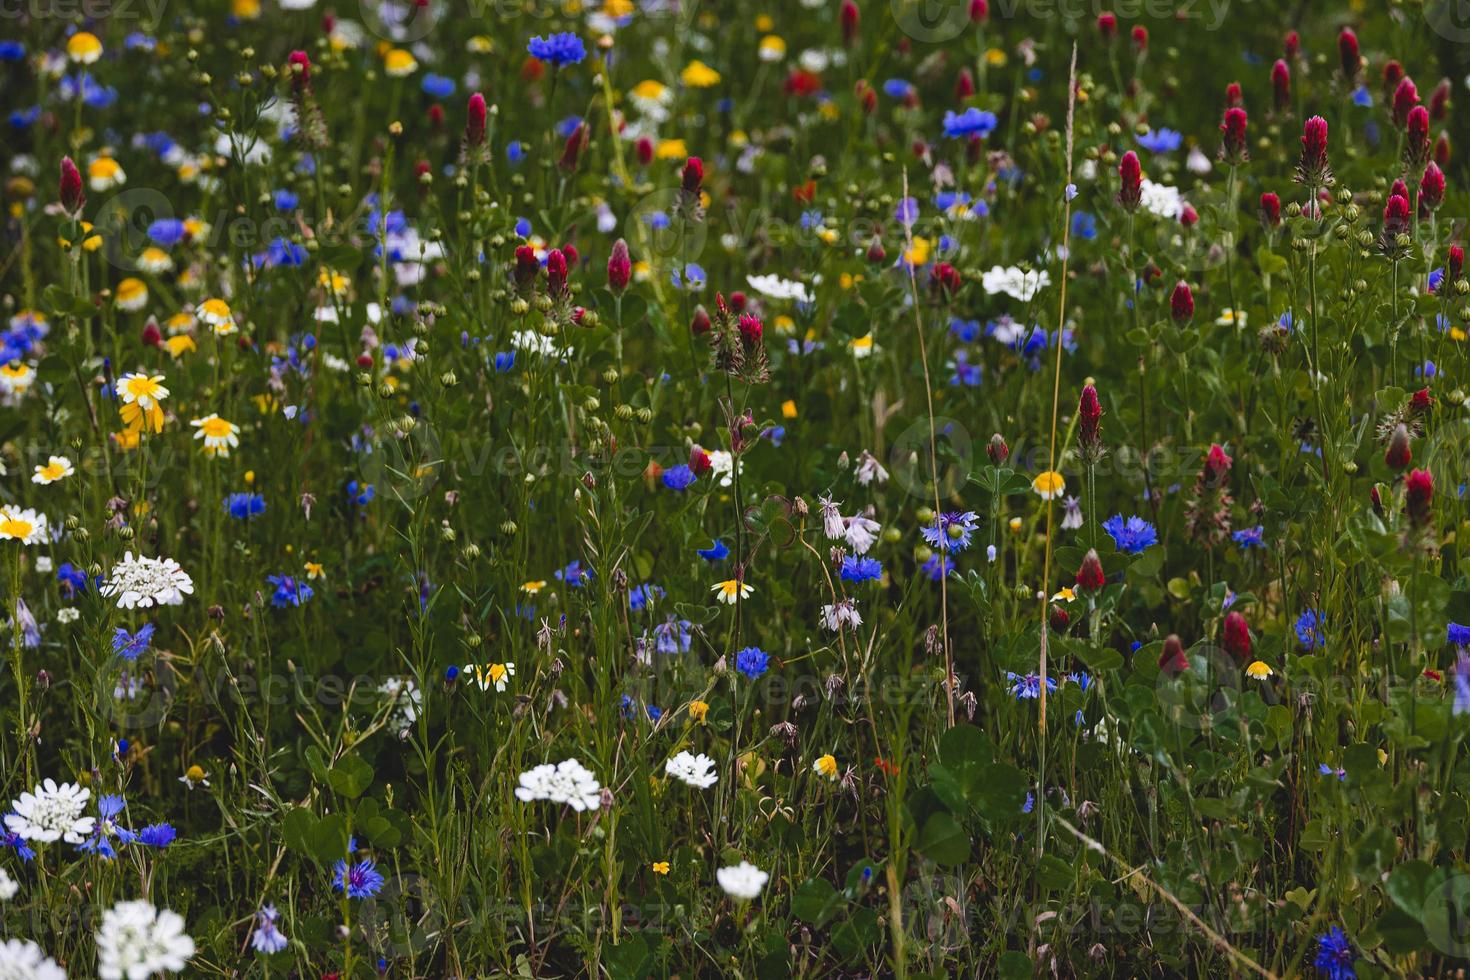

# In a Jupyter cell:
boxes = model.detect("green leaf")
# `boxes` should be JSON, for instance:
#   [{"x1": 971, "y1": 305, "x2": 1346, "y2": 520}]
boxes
[
  {"x1": 327, "y1": 754, "x2": 374, "y2": 798},
  {"x1": 791, "y1": 877, "x2": 843, "y2": 926},
  {"x1": 1035, "y1": 854, "x2": 1075, "y2": 891},
  {"x1": 918, "y1": 811, "x2": 970, "y2": 867}
]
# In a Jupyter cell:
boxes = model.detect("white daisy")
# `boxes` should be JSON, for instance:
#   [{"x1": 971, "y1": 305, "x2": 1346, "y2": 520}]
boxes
[
  {"x1": 0, "y1": 508, "x2": 48, "y2": 545},
  {"x1": 716, "y1": 861, "x2": 769, "y2": 900},
  {"x1": 664, "y1": 751, "x2": 718, "y2": 789},
  {"x1": 31, "y1": 455, "x2": 75, "y2": 485}
]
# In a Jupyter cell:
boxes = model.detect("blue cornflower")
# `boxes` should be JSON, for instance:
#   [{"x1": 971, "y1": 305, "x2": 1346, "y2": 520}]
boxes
[
  {"x1": 1456, "y1": 650, "x2": 1470, "y2": 715},
  {"x1": 0, "y1": 41, "x2": 24, "y2": 60},
  {"x1": 224, "y1": 492, "x2": 266, "y2": 519},
  {"x1": 507, "y1": 141, "x2": 527, "y2": 164},
  {"x1": 77, "y1": 794, "x2": 128, "y2": 859},
  {"x1": 1071, "y1": 211, "x2": 1097, "y2": 240},
  {"x1": 556, "y1": 561, "x2": 592, "y2": 587},
  {"x1": 1318, "y1": 763, "x2": 1347, "y2": 781},
  {"x1": 1102, "y1": 514, "x2": 1158, "y2": 554},
  {"x1": 949, "y1": 350, "x2": 982, "y2": 387},
  {"x1": 1351, "y1": 85, "x2": 1372, "y2": 107},
  {"x1": 922, "y1": 511, "x2": 980, "y2": 553},
  {"x1": 950, "y1": 318, "x2": 981, "y2": 342},
  {"x1": 1295, "y1": 609, "x2": 1324, "y2": 651},
  {"x1": 1022, "y1": 792, "x2": 1035, "y2": 814},
  {"x1": 662, "y1": 464, "x2": 697, "y2": 491},
  {"x1": 735, "y1": 646, "x2": 769, "y2": 680},
  {"x1": 273, "y1": 189, "x2": 299, "y2": 211},
  {"x1": 333, "y1": 858, "x2": 386, "y2": 899},
  {"x1": 555, "y1": 115, "x2": 584, "y2": 138},
  {"x1": 493, "y1": 351, "x2": 516, "y2": 372},
  {"x1": 134, "y1": 823, "x2": 177, "y2": 848},
  {"x1": 421, "y1": 73, "x2": 455, "y2": 98},
  {"x1": 1232, "y1": 526, "x2": 1265, "y2": 549},
  {"x1": 112, "y1": 623, "x2": 156, "y2": 661},
  {"x1": 147, "y1": 218, "x2": 187, "y2": 246},
  {"x1": 697, "y1": 539, "x2": 729, "y2": 562},
  {"x1": 942, "y1": 107, "x2": 997, "y2": 139},
  {"x1": 527, "y1": 32, "x2": 586, "y2": 67},
  {"x1": 882, "y1": 78, "x2": 913, "y2": 98},
  {"x1": 57, "y1": 562, "x2": 91, "y2": 597},
  {"x1": 267, "y1": 574, "x2": 313, "y2": 609},
  {"x1": 653, "y1": 616, "x2": 692, "y2": 654},
  {"x1": 1006, "y1": 672, "x2": 1058, "y2": 700},
  {"x1": 1313, "y1": 926, "x2": 1356, "y2": 980},
  {"x1": 630, "y1": 583, "x2": 665, "y2": 611},
  {"x1": 1450, "y1": 623, "x2": 1470, "y2": 646},
  {"x1": 921, "y1": 554, "x2": 956, "y2": 580},
  {"x1": 1066, "y1": 671, "x2": 1093, "y2": 691},
  {"x1": 895, "y1": 197, "x2": 919, "y2": 226},
  {"x1": 347, "y1": 481, "x2": 375, "y2": 505},
  {"x1": 840, "y1": 556, "x2": 883, "y2": 583},
  {"x1": 1137, "y1": 128, "x2": 1182, "y2": 153}
]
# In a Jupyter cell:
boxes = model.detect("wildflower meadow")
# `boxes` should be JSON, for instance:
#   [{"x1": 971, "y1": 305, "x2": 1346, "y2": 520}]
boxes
[{"x1": 3, "y1": 0, "x2": 1470, "y2": 976}]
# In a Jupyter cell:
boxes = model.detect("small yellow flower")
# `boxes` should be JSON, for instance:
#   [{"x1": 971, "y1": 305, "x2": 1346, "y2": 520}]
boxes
[
  {"x1": 903, "y1": 236, "x2": 931, "y2": 266},
  {"x1": 755, "y1": 13, "x2": 774, "y2": 31},
  {"x1": 758, "y1": 35, "x2": 786, "y2": 62},
  {"x1": 688, "y1": 699, "x2": 709, "y2": 723},
  {"x1": 681, "y1": 59, "x2": 721, "y2": 87},
  {"x1": 1215, "y1": 308, "x2": 1247, "y2": 328},
  {"x1": 985, "y1": 47, "x2": 1008, "y2": 67},
  {"x1": 0, "y1": 361, "x2": 36, "y2": 397},
  {"x1": 1008, "y1": 516, "x2": 1023, "y2": 533},
  {"x1": 812, "y1": 754, "x2": 839, "y2": 780},
  {"x1": 59, "y1": 221, "x2": 102, "y2": 252},
  {"x1": 465, "y1": 35, "x2": 493, "y2": 54},
  {"x1": 1032, "y1": 470, "x2": 1066, "y2": 500},
  {"x1": 32, "y1": 456, "x2": 75, "y2": 485},
  {"x1": 655, "y1": 139, "x2": 689, "y2": 160},
  {"x1": 849, "y1": 334, "x2": 875, "y2": 358},
  {"x1": 651, "y1": 861, "x2": 670, "y2": 875},
  {"x1": 781, "y1": 400, "x2": 797, "y2": 419},
  {"x1": 1245, "y1": 660, "x2": 1274, "y2": 680},
  {"x1": 384, "y1": 49, "x2": 418, "y2": 77},
  {"x1": 304, "y1": 561, "x2": 325, "y2": 580},
  {"x1": 712, "y1": 579, "x2": 753, "y2": 605},
  {"x1": 318, "y1": 268, "x2": 351, "y2": 295},
  {"x1": 164, "y1": 335, "x2": 197, "y2": 359},
  {"x1": 521, "y1": 580, "x2": 547, "y2": 595},
  {"x1": 232, "y1": 0, "x2": 261, "y2": 18},
  {"x1": 112, "y1": 429, "x2": 140, "y2": 452},
  {"x1": 1051, "y1": 586, "x2": 1076, "y2": 603},
  {"x1": 67, "y1": 31, "x2": 103, "y2": 64},
  {"x1": 115, "y1": 278, "x2": 149, "y2": 312},
  {"x1": 164, "y1": 312, "x2": 197, "y2": 335}
]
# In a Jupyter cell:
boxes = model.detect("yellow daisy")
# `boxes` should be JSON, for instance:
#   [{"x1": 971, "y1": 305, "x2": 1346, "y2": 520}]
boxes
[
  {"x1": 1032, "y1": 471, "x2": 1066, "y2": 500},
  {"x1": 651, "y1": 861, "x2": 670, "y2": 875},
  {"x1": 680, "y1": 60, "x2": 721, "y2": 87},
  {"x1": 688, "y1": 700, "x2": 709, "y2": 723},
  {"x1": 758, "y1": 35, "x2": 786, "y2": 62},
  {"x1": 88, "y1": 156, "x2": 126, "y2": 192},
  {"x1": 67, "y1": 31, "x2": 103, "y2": 64},
  {"x1": 115, "y1": 278, "x2": 149, "y2": 312},
  {"x1": 196, "y1": 298, "x2": 233, "y2": 327},
  {"x1": 32, "y1": 455, "x2": 75, "y2": 485},
  {"x1": 1245, "y1": 660, "x2": 1274, "y2": 680},
  {"x1": 189, "y1": 413, "x2": 240, "y2": 456},
  {"x1": 384, "y1": 49, "x2": 418, "y2": 77},
  {"x1": 712, "y1": 578, "x2": 753, "y2": 605},
  {"x1": 164, "y1": 335, "x2": 197, "y2": 359},
  {"x1": 0, "y1": 508, "x2": 48, "y2": 545},
  {"x1": 137, "y1": 247, "x2": 174, "y2": 274},
  {"x1": 521, "y1": 580, "x2": 547, "y2": 595},
  {"x1": 116, "y1": 373, "x2": 169, "y2": 434},
  {"x1": 812, "y1": 754, "x2": 839, "y2": 780},
  {"x1": 465, "y1": 662, "x2": 515, "y2": 692}
]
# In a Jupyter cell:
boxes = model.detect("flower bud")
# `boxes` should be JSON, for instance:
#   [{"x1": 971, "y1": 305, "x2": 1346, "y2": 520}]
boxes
[
  {"x1": 59, "y1": 156, "x2": 84, "y2": 213},
  {"x1": 986, "y1": 433, "x2": 1009, "y2": 465},
  {"x1": 466, "y1": 92, "x2": 487, "y2": 147},
  {"x1": 1170, "y1": 281, "x2": 1194, "y2": 324},
  {"x1": 1075, "y1": 549, "x2": 1106, "y2": 592},
  {"x1": 1223, "y1": 611, "x2": 1251, "y2": 663},
  {"x1": 1405, "y1": 468, "x2": 1433, "y2": 526},
  {"x1": 1159, "y1": 635, "x2": 1188, "y2": 674},
  {"x1": 1117, "y1": 150, "x2": 1141, "y2": 212},
  {"x1": 607, "y1": 238, "x2": 631, "y2": 294},
  {"x1": 1385, "y1": 423, "x2": 1412, "y2": 470}
]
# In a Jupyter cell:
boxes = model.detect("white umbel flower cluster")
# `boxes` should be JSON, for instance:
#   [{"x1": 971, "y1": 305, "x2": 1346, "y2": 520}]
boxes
[
  {"x1": 100, "y1": 552, "x2": 195, "y2": 609},
  {"x1": 514, "y1": 758, "x2": 602, "y2": 811},
  {"x1": 664, "y1": 751, "x2": 718, "y2": 789},
  {"x1": 95, "y1": 900, "x2": 195, "y2": 980},
  {"x1": 4, "y1": 779, "x2": 95, "y2": 844},
  {"x1": 716, "y1": 861, "x2": 769, "y2": 900},
  {"x1": 0, "y1": 938, "x2": 67, "y2": 980}
]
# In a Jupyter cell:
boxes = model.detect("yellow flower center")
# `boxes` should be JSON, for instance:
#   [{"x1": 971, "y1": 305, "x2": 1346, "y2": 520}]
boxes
[{"x1": 0, "y1": 518, "x2": 34, "y2": 539}]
